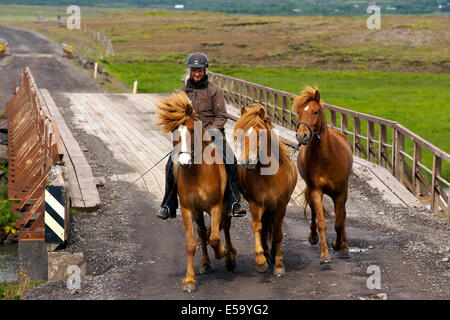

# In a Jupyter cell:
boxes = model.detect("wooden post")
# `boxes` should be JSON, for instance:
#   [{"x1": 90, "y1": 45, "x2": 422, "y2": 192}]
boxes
[
  {"x1": 368, "y1": 120, "x2": 375, "y2": 163},
  {"x1": 353, "y1": 117, "x2": 361, "y2": 157},
  {"x1": 330, "y1": 110, "x2": 337, "y2": 129},
  {"x1": 341, "y1": 113, "x2": 349, "y2": 151},
  {"x1": 412, "y1": 141, "x2": 422, "y2": 197},
  {"x1": 290, "y1": 97, "x2": 296, "y2": 129},
  {"x1": 93, "y1": 62, "x2": 98, "y2": 79},
  {"x1": 266, "y1": 91, "x2": 272, "y2": 119},
  {"x1": 379, "y1": 124, "x2": 387, "y2": 169},
  {"x1": 431, "y1": 154, "x2": 441, "y2": 214},
  {"x1": 259, "y1": 88, "x2": 264, "y2": 107},
  {"x1": 282, "y1": 95, "x2": 288, "y2": 128},
  {"x1": 394, "y1": 128, "x2": 405, "y2": 184},
  {"x1": 238, "y1": 82, "x2": 243, "y2": 108},
  {"x1": 273, "y1": 93, "x2": 279, "y2": 125},
  {"x1": 133, "y1": 80, "x2": 138, "y2": 94}
]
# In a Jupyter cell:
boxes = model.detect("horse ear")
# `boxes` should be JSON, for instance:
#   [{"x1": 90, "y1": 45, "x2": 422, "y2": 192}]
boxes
[
  {"x1": 240, "y1": 107, "x2": 247, "y2": 115},
  {"x1": 314, "y1": 89, "x2": 320, "y2": 102},
  {"x1": 186, "y1": 104, "x2": 193, "y2": 116},
  {"x1": 258, "y1": 107, "x2": 266, "y2": 119}
]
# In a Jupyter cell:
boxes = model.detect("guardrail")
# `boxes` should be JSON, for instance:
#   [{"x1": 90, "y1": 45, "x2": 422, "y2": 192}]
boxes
[
  {"x1": 5, "y1": 67, "x2": 64, "y2": 241},
  {"x1": 208, "y1": 71, "x2": 449, "y2": 214}
]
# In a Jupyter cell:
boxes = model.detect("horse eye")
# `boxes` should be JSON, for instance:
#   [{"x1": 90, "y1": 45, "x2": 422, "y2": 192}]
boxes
[{"x1": 313, "y1": 111, "x2": 319, "y2": 115}]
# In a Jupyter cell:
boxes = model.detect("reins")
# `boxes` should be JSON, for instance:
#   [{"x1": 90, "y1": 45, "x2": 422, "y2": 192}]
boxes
[{"x1": 122, "y1": 150, "x2": 172, "y2": 192}]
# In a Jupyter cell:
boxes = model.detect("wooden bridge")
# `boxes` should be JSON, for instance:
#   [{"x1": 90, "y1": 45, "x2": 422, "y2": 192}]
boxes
[
  {"x1": 38, "y1": 73, "x2": 448, "y2": 217},
  {"x1": 39, "y1": 91, "x2": 434, "y2": 215},
  {"x1": 7, "y1": 69, "x2": 448, "y2": 247}
]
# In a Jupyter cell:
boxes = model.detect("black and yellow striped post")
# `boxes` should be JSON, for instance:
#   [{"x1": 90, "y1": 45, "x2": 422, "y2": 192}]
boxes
[{"x1": 45, "y1": 185, "x2": 67, "y2": 244}]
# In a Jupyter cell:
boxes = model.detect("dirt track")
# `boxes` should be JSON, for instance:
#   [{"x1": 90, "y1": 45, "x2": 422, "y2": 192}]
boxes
[
  {"x1": 0, "y1": 25, "x2": 102, "y2": 110},
  {"x1": 0, "y1": 25, "x2": 449, "y2": 301}
]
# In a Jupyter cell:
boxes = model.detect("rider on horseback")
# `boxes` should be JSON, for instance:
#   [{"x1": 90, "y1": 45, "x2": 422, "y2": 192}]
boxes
[{"x1": 157, "y1": 52, "x2": 247, "y2": 220}]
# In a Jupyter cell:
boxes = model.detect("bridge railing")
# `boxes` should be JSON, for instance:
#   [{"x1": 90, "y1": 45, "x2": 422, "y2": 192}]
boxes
[
  {"x1": 5, "y1": 67, "x2": 64, "y2": 241},
  {"x1": 208, "y1": 71, "x2": 449, "y2": 214}
]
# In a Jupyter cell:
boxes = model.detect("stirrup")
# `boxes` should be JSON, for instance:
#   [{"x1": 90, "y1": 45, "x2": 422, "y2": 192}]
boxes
[{"x1": 231, "y1": 202, "x2": 246, "y2": 217}]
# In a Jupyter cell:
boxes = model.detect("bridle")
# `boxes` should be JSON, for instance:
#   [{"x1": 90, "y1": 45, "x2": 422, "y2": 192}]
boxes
[
  {"x1": 296, "y1": 118, "x2": 324, "y2": 140},
  {"x1": 294, "y1": 116, "x2": 325, "y2": 152}
]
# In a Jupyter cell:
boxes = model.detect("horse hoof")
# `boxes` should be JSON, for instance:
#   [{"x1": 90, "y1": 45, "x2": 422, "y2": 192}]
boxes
[
  {"x1": 321, "y1": 261, "x2": 332, "y2": 270},
  {"x1": 335, "y1": 248, "x2": 351, "y2": 259},
  {"x1": 309, "y1": 235, "x2": 319, "y2": 245},
  {"x1": 183, "y1": 284, "x2": 197, "y2": 292},
  {"x1": 226, "y1": 260, "x2": 236, "y2": 271},
  {"x1": 273, "y1": 268, "x2": 285, "y2": 277},
  {"x1": 199, "y1": 265, "x2": 212, "y2": 274},
  {"x1": 255, "y1": 262, "x2": 269, "y2": 273},
  {"x1": 320, "y1": 255, "x2": 332, "y2": 265}
]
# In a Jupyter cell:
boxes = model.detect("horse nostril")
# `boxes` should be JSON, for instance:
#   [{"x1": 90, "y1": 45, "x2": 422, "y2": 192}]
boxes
[{"x1": 302, "y1": 133, "x2": 308, "y2": 140}]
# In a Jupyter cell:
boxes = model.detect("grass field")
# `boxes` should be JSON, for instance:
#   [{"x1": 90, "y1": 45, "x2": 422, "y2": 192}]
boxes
[
  {"x1": 0, "y1": 5, "x2": 120, "y2": 21},
  {"x1": 1, "y1": 7, "x2": 448, "y2": 181}
]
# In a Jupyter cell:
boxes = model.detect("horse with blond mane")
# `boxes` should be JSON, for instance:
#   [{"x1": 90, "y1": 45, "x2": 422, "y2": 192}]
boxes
[
  {"x1": 293, "y1": 86, "x2": 353, "y2": 265},
  {"x1": 234, "y1": 104, "x2": 297, "y2": 276},
  {"x1": 156, "y1": 91, "x2": 236, "y2": 292}
]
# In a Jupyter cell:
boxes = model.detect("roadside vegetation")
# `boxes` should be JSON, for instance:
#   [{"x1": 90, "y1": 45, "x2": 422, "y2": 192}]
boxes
[{"x1": 0, "y1": 272, "x2": 44, "y2": 300}]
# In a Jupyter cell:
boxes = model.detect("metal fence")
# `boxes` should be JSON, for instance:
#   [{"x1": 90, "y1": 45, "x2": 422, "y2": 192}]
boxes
[
  {"x1": 208, "y1": 71, "x2": 449, "y2": 214},
  {"x1": 5, "y1": 67, "x2": 64, "y2": 241}
]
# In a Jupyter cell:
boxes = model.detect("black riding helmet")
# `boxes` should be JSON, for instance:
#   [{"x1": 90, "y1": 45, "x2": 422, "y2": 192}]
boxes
[{"x1": 187, "y1": 52, "x2": 208, "y2": 68}]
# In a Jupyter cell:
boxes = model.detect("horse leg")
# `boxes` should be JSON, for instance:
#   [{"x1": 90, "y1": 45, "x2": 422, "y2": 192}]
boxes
[
  {"x1": 261, "y1": 229, "x2": 270, "y2": 263},
  {"x1": 181, "y1": 207, "x2": 197, "y2": 292},
  {"x1": 310, "y1": 189, "x2": 331, "y2": 265},
  {"x1": 271, "y1": 209, "x2": 286, "y2": 277},
  {"x1": 332, "y1": 192, "x2": 350, "y2": 259},
  {"x1": 250, "y1": 202, "x2": 268, "y2": 273},
  {"x1": 209, "y1": 204, "x2": 228, "y2": 260},
  {"x1": 194, "y1": 211, "x2": 212, "y2": 274},
  {"x1": 308, "y1": 205, "x2": 319, "y2": 245},
  {"x1": 222, "y1": 214, "x2": 237, "y2": 271}
]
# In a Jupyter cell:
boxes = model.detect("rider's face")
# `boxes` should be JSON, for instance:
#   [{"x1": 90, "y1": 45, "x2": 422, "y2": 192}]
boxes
[{"x1": 190, "y1": 67, "x2": 205, "y2": 82}]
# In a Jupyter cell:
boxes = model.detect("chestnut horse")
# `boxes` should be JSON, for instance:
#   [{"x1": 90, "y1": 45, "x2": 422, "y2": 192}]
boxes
[
  {"x1": 156, "y1": 91, "x2": 236, "y2": 292},
  {"x1": 233, "y1": 104, "x2": 297, "y2": 276},
  {"x1": 293, "y1": 86, "x2": 353, "y2": 265}
]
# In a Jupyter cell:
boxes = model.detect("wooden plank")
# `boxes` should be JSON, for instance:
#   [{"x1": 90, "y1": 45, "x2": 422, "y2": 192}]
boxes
[
  {"x1": 77, "y1": 94, "x2": 167, "y2": 198},
  {"x1": 46, "y1": 92, "x2": 100, "y2": 209}
]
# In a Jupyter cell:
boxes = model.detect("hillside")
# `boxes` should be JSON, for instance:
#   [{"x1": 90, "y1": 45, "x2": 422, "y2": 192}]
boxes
[{"x1": 0, "y1": 0, "x2": 448, "y2": 15}]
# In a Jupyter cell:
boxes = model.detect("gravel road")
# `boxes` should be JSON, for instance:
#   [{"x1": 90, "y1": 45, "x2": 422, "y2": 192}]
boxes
[
  {"x1": 1, "y1": 25, "x2": 448, "y2": 301},
  {"x1": 0, "y1": 25, "x2": 102, "y2": 110}
]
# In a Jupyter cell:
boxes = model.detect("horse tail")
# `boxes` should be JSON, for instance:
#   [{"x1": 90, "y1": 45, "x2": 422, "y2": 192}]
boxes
[
  {"x1": 301, "y1": 185, "x2": 335, "y2": 220},
  {"x1": 301, "y1": 185, "x2": 310, "y2": 220}
]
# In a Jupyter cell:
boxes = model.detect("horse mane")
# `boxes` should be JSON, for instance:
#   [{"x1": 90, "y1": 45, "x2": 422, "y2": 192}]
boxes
[
  {"x1": 234, "y1": 104, "x2": 291, "y2": 163},
  {"x1": 156, "y1": 90, "x2": 199, "y2": 133},
  {"x1": 292, "y1": 85, "x2": 322, "y2": 114},
  {"x1": 234, "y1": 104, "x2": 270, "y2": 134}
]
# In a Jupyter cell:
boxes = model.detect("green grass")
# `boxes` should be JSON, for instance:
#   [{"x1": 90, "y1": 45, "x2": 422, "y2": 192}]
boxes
[
  {"x1": 101, "y1": 60, "x2": 450, "y2": 182},
  {"x1": 0, "y1": 164, "x2": 18, "y2": 231},
  {"x1": 102, "y1": 60, "x2": 187, "y2": 94}
]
